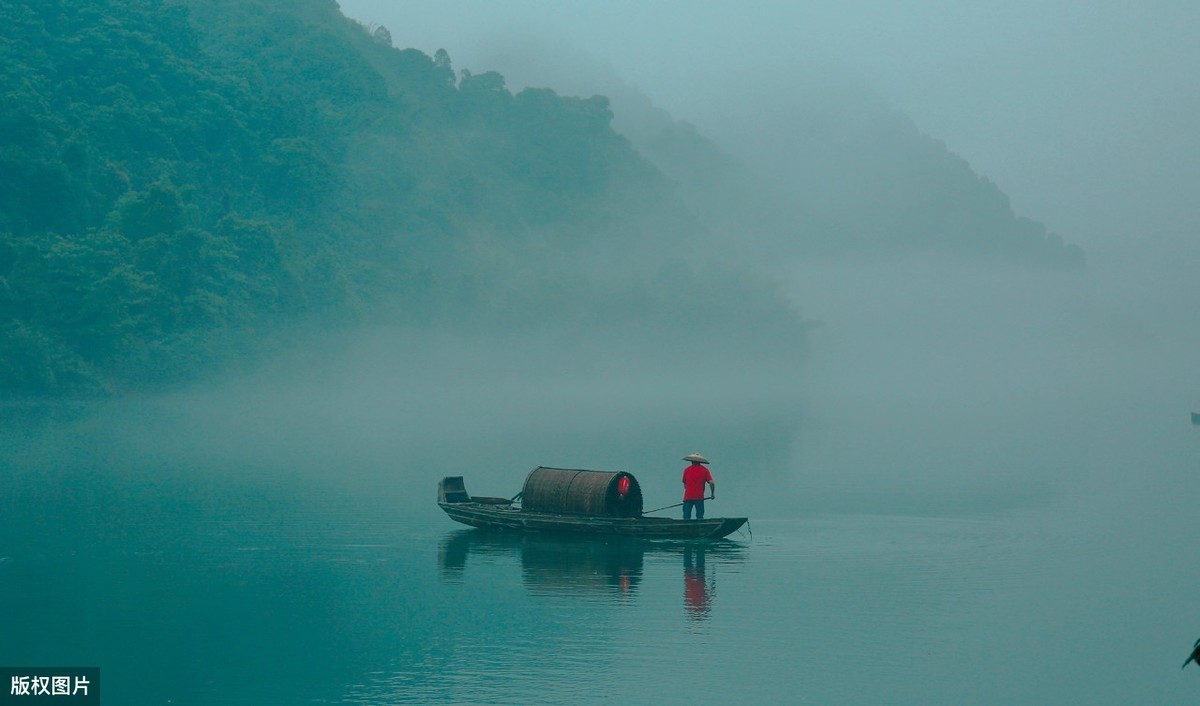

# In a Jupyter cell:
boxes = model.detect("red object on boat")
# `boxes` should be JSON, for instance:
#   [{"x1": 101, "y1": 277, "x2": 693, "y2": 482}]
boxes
[{"x1": 618, "y1": 476, "x2": 631, "y2": 497}]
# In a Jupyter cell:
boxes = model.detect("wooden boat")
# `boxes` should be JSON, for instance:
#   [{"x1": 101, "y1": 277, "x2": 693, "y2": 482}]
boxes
[{"x1": 437, "y1": 467, "x2": 748, "y2": 540}]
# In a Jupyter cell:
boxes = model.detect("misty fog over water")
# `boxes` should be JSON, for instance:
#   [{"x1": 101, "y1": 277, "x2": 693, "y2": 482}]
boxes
[{"x1": 6, "y1": 236, "x2": 1198, "y2": 702}]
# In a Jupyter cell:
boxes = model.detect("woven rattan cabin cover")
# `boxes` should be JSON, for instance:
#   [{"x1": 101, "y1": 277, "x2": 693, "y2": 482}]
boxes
[{"x1": 521, "y1": 467, "x2": 643, "y2": 517}]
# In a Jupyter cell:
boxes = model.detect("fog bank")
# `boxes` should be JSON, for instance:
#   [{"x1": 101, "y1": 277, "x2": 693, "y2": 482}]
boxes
[{"x1": 339, "y1": 0, "x2": 1200, "y2": 255}]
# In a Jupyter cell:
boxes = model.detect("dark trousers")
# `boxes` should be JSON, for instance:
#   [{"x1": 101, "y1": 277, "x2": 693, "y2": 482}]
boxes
[{"x1": 683, "y1": 499, "x2": 705, "y2": 520}]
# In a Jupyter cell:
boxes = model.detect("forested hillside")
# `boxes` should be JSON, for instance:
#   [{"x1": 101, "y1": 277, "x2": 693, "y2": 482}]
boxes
[
  {"x1": 0, "y1": 0, "x2": 1087, "y2": 398},
  {"x1": 460, "y1": 42, "x2": 1085, "y2": 266},
  {"x1": 1, "y1": 0, "x2": 790, "y2": 396}
]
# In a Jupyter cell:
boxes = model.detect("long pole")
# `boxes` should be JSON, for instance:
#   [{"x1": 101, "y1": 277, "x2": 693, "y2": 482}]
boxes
[{"x1": 643, "y1": 494, "x2": 714, "y2": 515}]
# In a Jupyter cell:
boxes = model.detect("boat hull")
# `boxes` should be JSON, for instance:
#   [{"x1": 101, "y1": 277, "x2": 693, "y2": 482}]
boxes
[{"x1": 438, "y1": 501, "x2": 748, "y2": 540}]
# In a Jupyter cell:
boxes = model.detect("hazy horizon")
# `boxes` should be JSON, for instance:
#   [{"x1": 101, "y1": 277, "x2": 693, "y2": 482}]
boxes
[{"x1": 338, "y1": 0, "x2": 1200, "y2": 260}]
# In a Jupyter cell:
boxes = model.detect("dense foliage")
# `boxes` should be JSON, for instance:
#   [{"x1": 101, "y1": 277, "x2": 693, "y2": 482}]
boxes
[
  {"x1": 0, "y1": 0, "x2": 1080, "y2": 397},
  {"x1": 0, "y1": 0, "x2": 725, "y2": 395}
]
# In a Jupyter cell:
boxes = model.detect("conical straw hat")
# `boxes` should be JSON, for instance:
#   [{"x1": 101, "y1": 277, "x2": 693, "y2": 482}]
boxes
[{"x1": 682, "y1": 453, "x2": 709, "y2": 464}]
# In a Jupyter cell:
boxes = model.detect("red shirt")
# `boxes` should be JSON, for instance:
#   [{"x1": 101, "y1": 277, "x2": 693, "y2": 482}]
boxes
[{"x1": 682, "y1": 464, "x2": 713, "y2": 501}]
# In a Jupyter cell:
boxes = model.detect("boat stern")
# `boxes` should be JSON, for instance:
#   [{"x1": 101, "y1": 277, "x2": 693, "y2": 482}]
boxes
[{"x1": 438, "y1": 476, "x2": 470, "y2": 504}]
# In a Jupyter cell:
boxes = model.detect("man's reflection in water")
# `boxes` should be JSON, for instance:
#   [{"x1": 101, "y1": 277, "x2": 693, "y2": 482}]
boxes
[{"x1": 683, "y1": 546, "x2": 711, "y2": 621}]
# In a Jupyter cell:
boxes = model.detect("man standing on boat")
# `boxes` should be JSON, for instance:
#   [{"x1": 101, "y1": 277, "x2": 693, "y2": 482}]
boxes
[{"x1": 681, "y1": 453, "x2": 715, "y2": 520}]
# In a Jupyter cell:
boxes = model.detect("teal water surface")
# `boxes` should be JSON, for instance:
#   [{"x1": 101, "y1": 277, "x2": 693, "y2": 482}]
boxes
[
  {"x1": 3, "y1": 394, "x2": 1198, "y2": 705},
  {"x1": 4, "y1": 258, "x2": 1200, "y2": 704}
]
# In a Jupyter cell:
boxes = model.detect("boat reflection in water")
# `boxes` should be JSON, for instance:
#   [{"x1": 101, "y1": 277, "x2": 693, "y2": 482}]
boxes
[{"x1": 438, "y1": 531, "x2": 746, "y2": 619}]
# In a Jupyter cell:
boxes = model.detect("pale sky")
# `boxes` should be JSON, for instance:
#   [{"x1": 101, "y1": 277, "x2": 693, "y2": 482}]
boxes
[{"x1": 337, "y1": 0, "x2": 1199, "y2": 259}]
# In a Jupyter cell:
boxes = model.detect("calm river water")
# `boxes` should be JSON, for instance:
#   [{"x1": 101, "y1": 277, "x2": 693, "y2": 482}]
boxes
[{"x1": 3, "y1": 257, "x2": 1200, "y2": 704}]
